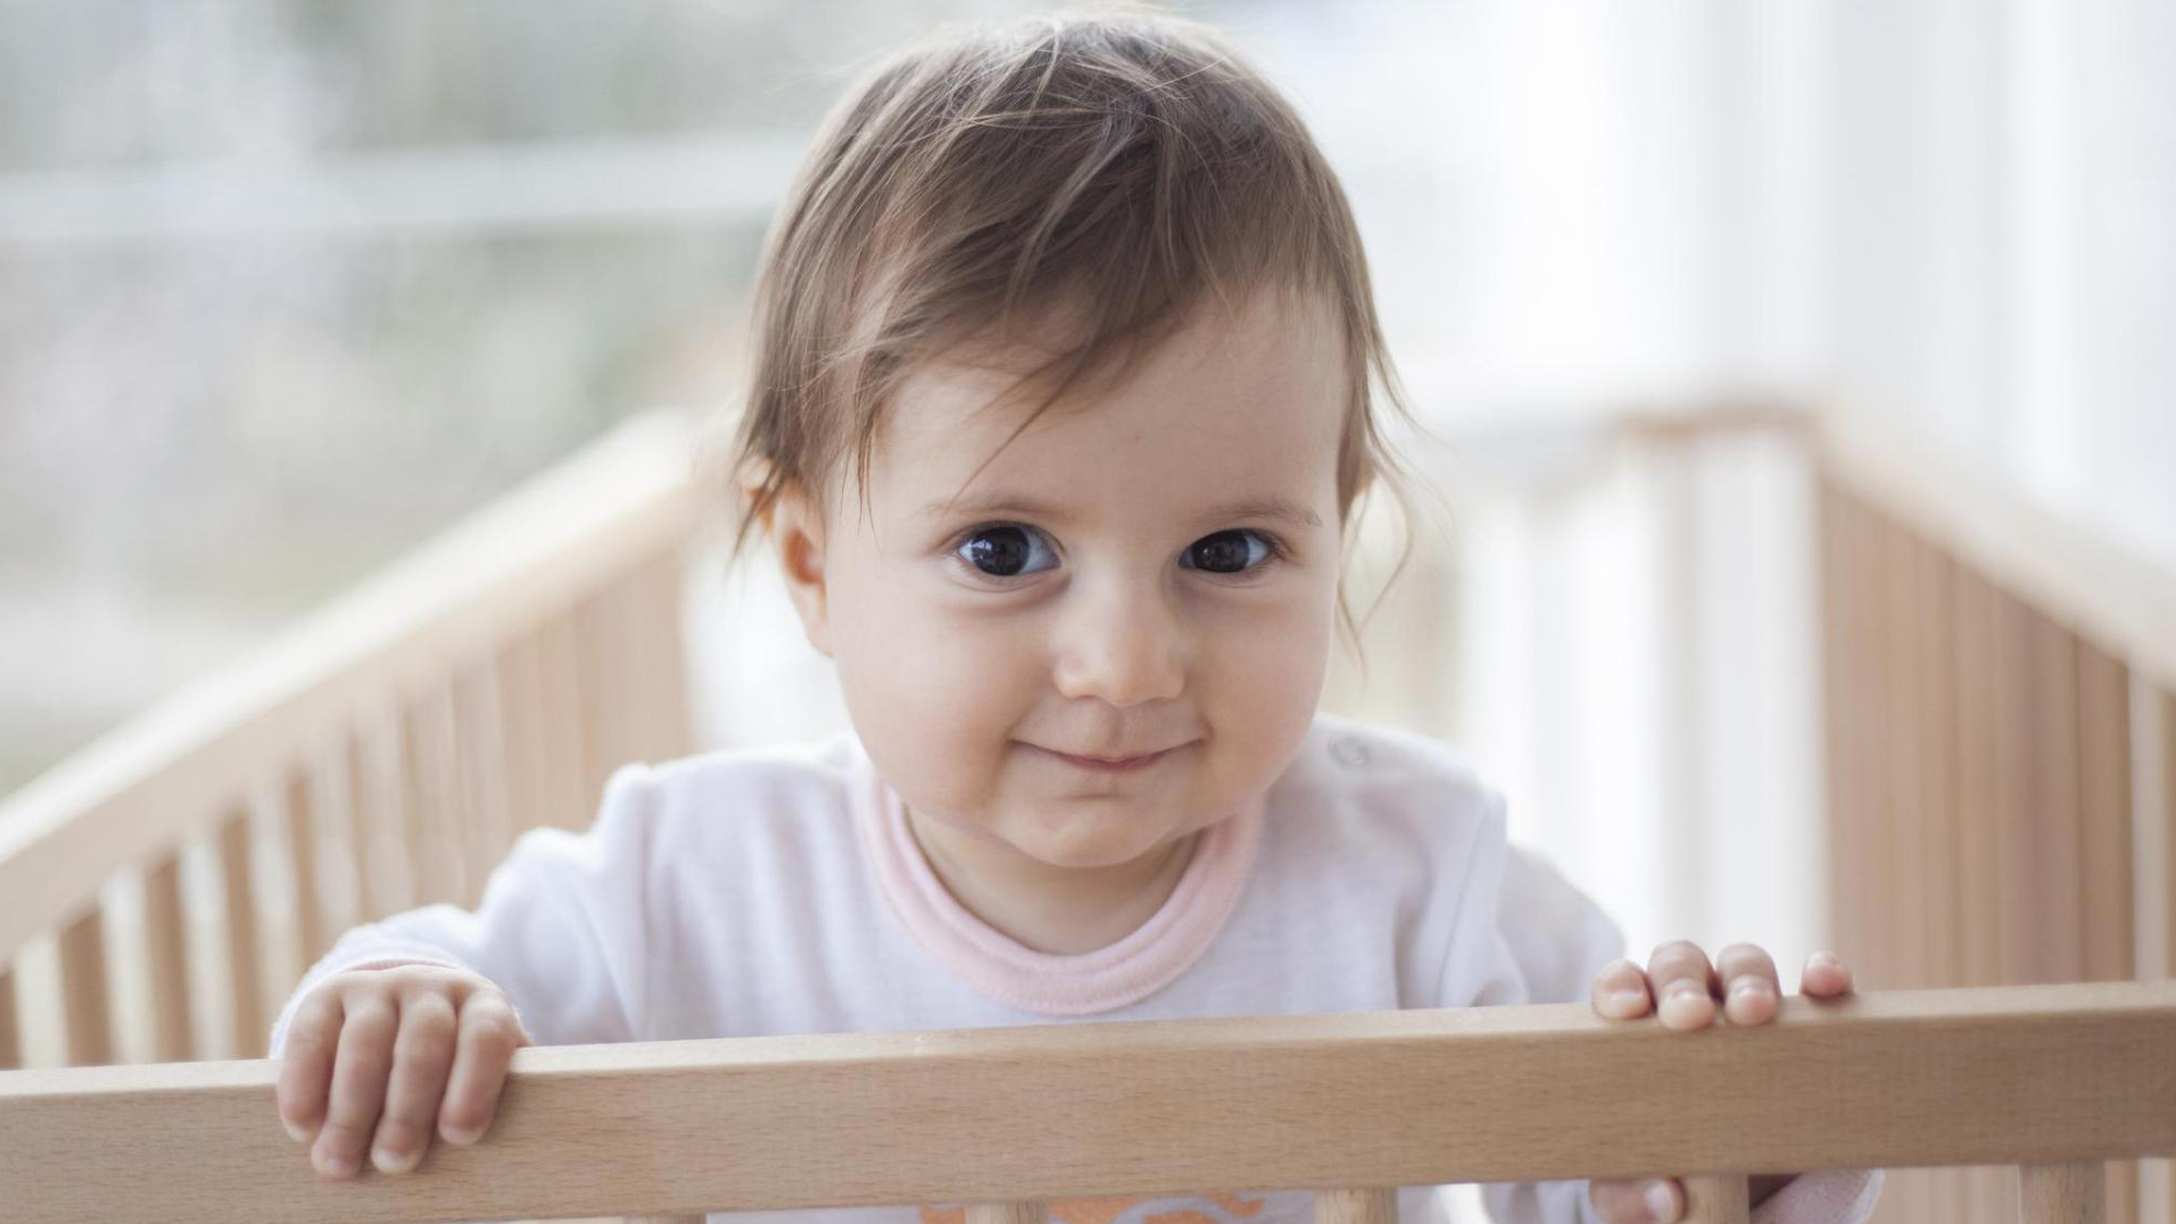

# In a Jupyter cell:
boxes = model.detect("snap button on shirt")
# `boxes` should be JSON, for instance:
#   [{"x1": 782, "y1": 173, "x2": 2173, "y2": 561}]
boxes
[{"x1": 1330, "y1": 735, "x2": 1370, "y2": 768}]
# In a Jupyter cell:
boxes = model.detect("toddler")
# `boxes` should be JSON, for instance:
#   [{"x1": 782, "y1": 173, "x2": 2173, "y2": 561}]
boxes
[{"x1": 270, "y1": 10, "x2": 1883, "y2": 1224}]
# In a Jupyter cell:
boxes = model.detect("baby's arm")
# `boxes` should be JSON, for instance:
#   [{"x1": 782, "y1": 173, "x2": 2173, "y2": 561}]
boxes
[
  {"x1": 268, "y1": 762, "x2": 661, "y2": 1176},
  {"x1": 1441, "y1": 798, "x2": 1881, "y2": 1224},
  {"x1": 271, "y1": 761, "x2": 659, "y2": 1054}
]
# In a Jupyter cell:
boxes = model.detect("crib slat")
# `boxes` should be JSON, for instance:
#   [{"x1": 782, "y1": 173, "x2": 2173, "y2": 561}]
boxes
[
  {"x1": 401, "y1": 686, "x2": 465, "y2": 907},
  {"x1": 1958, "y1": 573, "x2": 2024, "y2": 1218},
  {"x1": 538, "y1": 611, "x2": 593, "y2": 830},
  {"x1": 349, "y1": 711, "x2": 412, "y2": 920},
  {"x1": 966, "y1": 1202, "x2": 1050, "y2": 1224},
  {"x1": 219, "y1": 807, "x2": 267, "y2": 1059},
  {"x1": 454, "y1": 662, "x2": 514, "y2": 904},
  {"x1": 1954, "y1": 566, "x2": 2002, "y2": 989},
  {"x1": 1682, "y1": 1175, "x2": 1750, "y2": 1224},
  {"x1": 1314, "y1": 1187, "x2": 1394, "y2": 1224},
  {"x1": 634, "y1": 547, "x2": 690, "y2": 760},
  {"x1": 2031, "y1": 617, "x2": 2086, "y2": 985},
  {"x1": 496, "y1": 632, "x2": 548, "y2": 839},
  {"x1": 573, "y1": 593, "x2": 615, "y2": 819},
  {"x1": 57, "y1": 907, "x2": 113, "y2": 1066},
  {"x1": 2080, "y1": 647, "x2": 2138, "y2": 1224},
  {"x1": 2021, "y1": 1161, "x2": 2108, "y2": 1224},
  {"x1": 284, "y1": 765, "x2": 327, "y2": 972},
  {"x1": 2154, "y1": 688, "x2": 2176, "y2": 1224},
  {"x1": 0, "y1": 964, "x2": 19, "y2": 1068},
  {"x1": 1881, "y1": 515, "x2": 1925, "y2": 992},
  {"x1": 142, "y1": 854, "x2": 195, "y2": 1062},
  {"x1": 1993, "y1": 586, "x2": 2040, "y2": 986}
]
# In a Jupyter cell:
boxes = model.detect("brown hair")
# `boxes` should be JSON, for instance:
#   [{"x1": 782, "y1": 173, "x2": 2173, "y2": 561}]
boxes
[{"x1": 711, "y1": 3, "x2": 1434, "y2": 657}]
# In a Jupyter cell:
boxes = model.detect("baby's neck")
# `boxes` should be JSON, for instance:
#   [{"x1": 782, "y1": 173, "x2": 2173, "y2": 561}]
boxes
[{"x1": 903, "y1": 810, "x2": 1200, "y2": 955}]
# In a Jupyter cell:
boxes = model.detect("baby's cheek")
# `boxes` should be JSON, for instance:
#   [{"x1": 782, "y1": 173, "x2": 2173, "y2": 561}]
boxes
[{"x1": 837, "y1": 605, "x2": 1030, "y2": 796}]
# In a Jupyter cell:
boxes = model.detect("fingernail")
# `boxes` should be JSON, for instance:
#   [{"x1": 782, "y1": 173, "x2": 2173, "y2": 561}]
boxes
[
  {"x1": 283, "y1": 1118, "x2": 310, "y2": 1143},
  {"x1": 1644, "y1": 1180, "x2": 1676, "y2": 1222},
  {"x1": 442, "y1": 1122, "x2": 480, "y2": 1146},
  {"x1": 316, "y1": 1150, "x2": 356, "y2": 1178},
  {"x1": 371, "y1": 1146, "x2": 417, "y2": 1174},
  {"x1": 1810, "y1": 950, "x2": 1842, "y2": 969},
  {"x1": 1609, "y1": 987, "x2": 1645, "y2": 1010}
]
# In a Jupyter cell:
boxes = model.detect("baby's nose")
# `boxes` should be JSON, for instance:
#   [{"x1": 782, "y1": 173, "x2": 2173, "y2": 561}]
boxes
[{"x1": 1050, "y1": 587, "x2": 1186, "y2": 707}]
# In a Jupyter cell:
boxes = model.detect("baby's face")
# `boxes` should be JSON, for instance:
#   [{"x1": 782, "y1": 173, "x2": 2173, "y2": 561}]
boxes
[{"x1": 787, "y1": 289, "x2": 1346, "y2": 874}]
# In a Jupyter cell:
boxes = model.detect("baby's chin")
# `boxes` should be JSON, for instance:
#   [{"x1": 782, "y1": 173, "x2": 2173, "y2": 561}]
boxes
[{"x1": 953, "y1": 799, "x2": 1204, "y2": 872}]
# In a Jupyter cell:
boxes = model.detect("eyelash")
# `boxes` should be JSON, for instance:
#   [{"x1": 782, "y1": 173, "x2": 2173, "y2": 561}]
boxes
[{"x1": 946, "y1": 522, "x2": 1288, "y2": 586}]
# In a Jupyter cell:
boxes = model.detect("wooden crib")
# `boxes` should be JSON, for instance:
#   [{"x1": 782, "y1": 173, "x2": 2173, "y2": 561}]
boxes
[
  {"x1": 3, "y1": 979, "x2": 2170, "y2": 1223},
  {"x1": 2, "y1": 405, "x2": 2172, "y2": 1223}
]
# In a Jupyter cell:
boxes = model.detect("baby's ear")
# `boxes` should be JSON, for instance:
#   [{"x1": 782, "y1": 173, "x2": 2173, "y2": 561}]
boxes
[{"x1": 763, "y1": 476, "x2": 834, "y2": 659}]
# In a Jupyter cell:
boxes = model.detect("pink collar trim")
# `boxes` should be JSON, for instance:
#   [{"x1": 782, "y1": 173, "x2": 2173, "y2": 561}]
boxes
[{"x1": 848, "y1": 737, "x2": 1264, "y2": 1015}]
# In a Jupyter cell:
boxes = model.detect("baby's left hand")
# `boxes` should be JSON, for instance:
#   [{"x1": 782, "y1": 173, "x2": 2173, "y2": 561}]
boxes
[{"x1": 1585, "y1": 941, "x2": 1856, "y2": 1224}]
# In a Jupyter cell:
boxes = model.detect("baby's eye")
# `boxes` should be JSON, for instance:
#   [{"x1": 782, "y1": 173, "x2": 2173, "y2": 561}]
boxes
[
  {"x1": 1178, "y1": 529, "x2": 1277, "y2": 575},
  {"x1": 955, "y1": 524, "x2": 1059, "y2": 579}
]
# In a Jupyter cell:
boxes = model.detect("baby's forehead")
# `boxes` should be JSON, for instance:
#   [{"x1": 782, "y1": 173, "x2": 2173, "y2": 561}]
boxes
[{"x1": 857, "y1": 291, "x2": 1347, "y2": 518}]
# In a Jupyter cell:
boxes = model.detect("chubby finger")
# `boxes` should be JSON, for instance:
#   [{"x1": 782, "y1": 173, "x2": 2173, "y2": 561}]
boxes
[
  {"x1": 437, "y1": 990, "x2": 529, "y2": 1145},
  {"x1": 1716, "y1": 943, "x2": 1781, "y2": 1025},
  {"x1": 313, "y1": 996, "x2": 395, "y2": 1180},
  {"x1": 1801, "y1": 950, "x2": 1855, "y2": 997},
  {"x1": 1590, "y1": 958, "x2": 1653, "y2": 1020},
  {"x1": 1591, "y1": 1177, "x2": 1683, "y2": 1224},
  {"x1": 275, "y1": 991, "x2": 343, "y2": 1143},
  {"x1": 1646, "y1": 940, "x2": 1720, "y2": 1030},
  {"x1": 369, "y1": 990, "x2": 457, "y2": 1174}
]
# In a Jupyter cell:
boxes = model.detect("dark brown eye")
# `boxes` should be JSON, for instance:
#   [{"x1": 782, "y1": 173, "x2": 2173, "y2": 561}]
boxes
[
  {"x1": 1181, "y1": 529, "x2": 1271, "y2": 574},
  {"x1": 956, "y1": 524, "x2": 1056, "y2": 577}
]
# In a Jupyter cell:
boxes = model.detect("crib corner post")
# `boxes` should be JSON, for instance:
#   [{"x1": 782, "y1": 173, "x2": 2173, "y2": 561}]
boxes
[
  {"x1": 1315, "y1": 1186, "x2": 1397, "y2": 1224},
  {"x1": 966, "y1": 1200, "x2": 1050, "y2": 1224},
  {"x1": 1681, "y1": 1174, "x2": 1750, "y2": 1224},
  {"x1": 2018, "y1": 1161, "x2": 2107, "y2": 1224}
]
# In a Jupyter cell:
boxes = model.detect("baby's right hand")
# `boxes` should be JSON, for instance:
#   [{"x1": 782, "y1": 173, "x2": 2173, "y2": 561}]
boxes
[{"x1": 275, "y1": 962, "x2": 532, "y2": 1181}]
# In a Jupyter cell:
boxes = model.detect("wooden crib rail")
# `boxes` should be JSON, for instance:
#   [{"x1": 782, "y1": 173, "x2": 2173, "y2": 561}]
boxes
[
  {"x1": 0, "y1": 409, "x2": 698, "y2": 1069},
  {"x1": 3, "y1": 982, "x2": 2170, "y2": 1224}
]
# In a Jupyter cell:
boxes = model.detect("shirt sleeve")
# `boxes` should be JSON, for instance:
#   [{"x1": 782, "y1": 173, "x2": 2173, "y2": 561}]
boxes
[
  {"x1": 267, "y1": 761, "x2": 659, "y2": 1057},
  {"x1": 1441, "y1": 792, "x2": 1884, "y2": 1224}
]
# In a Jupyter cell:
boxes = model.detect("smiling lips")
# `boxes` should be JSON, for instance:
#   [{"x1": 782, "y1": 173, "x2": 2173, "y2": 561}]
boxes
[{"x1": 1033, "y1": 744, "x2": 1175, "y2": 772}]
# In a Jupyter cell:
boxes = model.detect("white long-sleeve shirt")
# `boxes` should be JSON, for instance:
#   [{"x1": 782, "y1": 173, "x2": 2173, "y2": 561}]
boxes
[{"x1": 270, "y1": 712, "x2": 1881, "y2": 1224}]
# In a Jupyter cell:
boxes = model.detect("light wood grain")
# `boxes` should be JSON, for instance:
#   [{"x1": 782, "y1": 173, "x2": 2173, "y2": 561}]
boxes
[
  {"x1": 453, "y1": 661, "x2": 514, "y2": 907},
  {"x1": 2020, "y1": 1161, "x2": 2108, "y2": 1224},
  {"x1": 349, "y1": 708, "x2": 413, "y2": 921},
  {"x1": 2031, "y1": 617, "x2": 2086, "y2": 985},
  {"x1": 1816, "y1": 410, "x2": 2176, "y2": 696},
  {"x1": 1682, "y1": 1175, "x2": 1749, "y2": 1224},
  {"x1": 0, "y1": 964, "x2": 18, "y2": 1069},
  {"x1": 56, "y1": 906, "x2": 111, "y2": 1067},
  {"x1": 1314, "y1": 1187, "x2": 1394, "y2": 1224},
  {"x1": 284, "y1": 763, "x2": 327, "y2": 973},
  {"x1": 0, "y1": 411, "x2": 698, "y2": 960},
  {"x1": 633, "y1": 547, "x2": 692, "y2": 761},
  {"x1": 219, "y1": 807, "x2": 266, "y2": 1060},
  {"x1": 967, "y1": 1202, "x2": 1050, "y2": 1224},
  {"x1": 1993, "y1": 586, "x2": 2040, "y2": 986},
  {"x1": 143, "y1": 854, "x2": 195, "y2": 1062},
  {"x1": 536, "y1": 612, "x2": 590, "y2": 831},
  {"x1": 3, "y1": 984, "x2": 2172, "y2": 1224},
  {"x1": 495, "y1": 631, "x2": 548, "y2": 840}
]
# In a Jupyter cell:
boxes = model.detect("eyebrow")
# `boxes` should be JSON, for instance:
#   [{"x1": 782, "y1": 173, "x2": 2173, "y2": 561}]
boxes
[{"x1": 918, "y1": 492, "x2": 1324, "y2": 530}]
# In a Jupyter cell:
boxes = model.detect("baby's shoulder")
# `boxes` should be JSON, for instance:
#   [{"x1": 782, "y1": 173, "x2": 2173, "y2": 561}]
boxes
[
  {"x1": 1276, "y1": 714, "x2": 1502, "y2": 834},
  {"x1": 612, "y1": 731, "x2": 861, "y2": 854}
]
